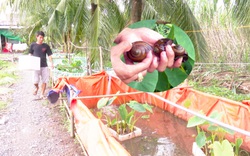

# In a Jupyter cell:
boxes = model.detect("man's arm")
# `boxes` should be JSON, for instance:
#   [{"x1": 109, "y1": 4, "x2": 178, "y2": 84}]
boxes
[
  {"x1": 29, "y1": 43, "x2": 33, "y2": 55},
  {"x1": 48, "y1": 55, "x2": 54, "y2": 69}
]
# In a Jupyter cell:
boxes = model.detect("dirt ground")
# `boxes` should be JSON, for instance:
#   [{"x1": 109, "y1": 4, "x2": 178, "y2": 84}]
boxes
[{"x1": 0, "y1": 60, "x2": 84, "y2": 155}]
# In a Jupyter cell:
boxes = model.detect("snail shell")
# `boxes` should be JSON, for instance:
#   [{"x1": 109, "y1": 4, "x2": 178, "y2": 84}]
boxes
[
  {"x1": 127, "y1": 38, "x2": 189, "y2": 63},
  {"x1": 127, "y1": 41, "x2": 153, "y2": 62},
  {"x1": 172, "y1": 45, "x2": 185, "y2": 56},
  {"x1": 153, "y1": 38, "x2": 173, "y2": 56},
  {"x1": 173, "y1": 45, "x2": 188, "y2": 62},
  {"x1": 154, "y1": 38, "x2": 188, "y2": 62}
]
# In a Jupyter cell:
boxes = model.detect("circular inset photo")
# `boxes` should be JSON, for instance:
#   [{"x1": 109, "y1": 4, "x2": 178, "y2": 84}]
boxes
[{"x1": 112, "y1": 20, "x2": 195, "y2": 92}]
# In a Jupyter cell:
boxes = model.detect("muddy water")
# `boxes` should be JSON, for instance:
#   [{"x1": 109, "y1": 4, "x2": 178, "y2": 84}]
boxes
[{"x1": 121, "y1": 106, "x2": 196, "y2": 156}]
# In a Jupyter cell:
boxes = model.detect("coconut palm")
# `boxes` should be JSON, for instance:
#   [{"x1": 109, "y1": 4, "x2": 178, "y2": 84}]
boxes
[{"x1": 2, "y1": 0, "x2": 249, "y2": 64}]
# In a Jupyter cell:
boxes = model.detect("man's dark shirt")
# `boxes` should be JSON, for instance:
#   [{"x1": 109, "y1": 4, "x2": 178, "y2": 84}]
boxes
[{"x1": 29, "y1": 43, "x2": 52, "y2": 67}]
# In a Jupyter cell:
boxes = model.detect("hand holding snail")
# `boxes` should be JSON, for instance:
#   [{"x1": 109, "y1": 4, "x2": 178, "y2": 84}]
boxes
[
  {"x1": 111, "y1": 27, "x2": 183, "y2": 84},
  {"x1": 127, "y1": 38, "x2": 188, "y2": 63}
]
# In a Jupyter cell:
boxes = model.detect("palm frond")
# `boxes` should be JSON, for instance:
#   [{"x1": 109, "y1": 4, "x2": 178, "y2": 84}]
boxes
[
  {"x1": 142, "y1": 0, "x2": 209, "y2": 62},
  {"x1": 232, "y1": 0, "x2": 250, "y2": 25}
]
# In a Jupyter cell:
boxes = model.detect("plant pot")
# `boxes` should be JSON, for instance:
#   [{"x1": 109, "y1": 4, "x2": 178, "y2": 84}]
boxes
[
  {"x1": 108, "y1": 126, "x2": 142, "y2": 141},
  {"x1": 192, "y1": 142, "x2": 206, "y2": 156}
]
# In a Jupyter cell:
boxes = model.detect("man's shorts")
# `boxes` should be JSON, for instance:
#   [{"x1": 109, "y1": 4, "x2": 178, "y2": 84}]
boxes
[{"x1": 33, "y1": 67, "x2": 50, "y2": 84}]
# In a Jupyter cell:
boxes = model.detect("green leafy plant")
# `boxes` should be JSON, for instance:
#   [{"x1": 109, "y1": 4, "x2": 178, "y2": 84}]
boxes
[
  {"x1": 189, "y1": 80, "x2": 250, "y2": 102},
  {"x1": 187, "y1": 111, "x2": 245, "y2": 156},
  {"x1": 97, "y1": 95, "x2": 153, "y2": 135},
  {"x1": 56, "y1": 59, "x2": 83, "y2": 73},
  {"x1": 0, "y1": 60, "x2": 17, "y2": 110}
]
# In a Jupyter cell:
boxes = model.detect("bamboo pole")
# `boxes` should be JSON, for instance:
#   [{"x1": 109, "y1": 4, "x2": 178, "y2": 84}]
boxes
[{"x1": 99, "y1": 46, "x2": 103, "y2": 71}]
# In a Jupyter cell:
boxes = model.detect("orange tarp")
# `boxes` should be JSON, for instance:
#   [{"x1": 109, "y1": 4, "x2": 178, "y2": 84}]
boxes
[
  {"x1": 71, "y1": 99, "x2": 130, "y2": 156},
  {"x1": 52, "y1": 71, "x2": 250, "y2": 154}
]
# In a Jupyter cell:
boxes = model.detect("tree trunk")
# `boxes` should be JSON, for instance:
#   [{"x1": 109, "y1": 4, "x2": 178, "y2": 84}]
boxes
[
  {"x1": 91, "y1": 2, "x2": 97, "y2": 15},
  {"x1": 130, "y1": 0, "x2": 143, "y2": 23},
  {"x1": 64, "y1": 34, "x2": 68, "y2": 53},
  {"x1": 87, "y1": 1, "x2": 99, "y2": 74},
  {"x1": 87, "y1": 48, "x2": 92, "y2": 75}
]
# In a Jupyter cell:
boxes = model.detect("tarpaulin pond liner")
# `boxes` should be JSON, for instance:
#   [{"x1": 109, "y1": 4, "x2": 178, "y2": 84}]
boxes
[{"x1": 48, "y1": 71, "x2": 250, "y2": 155}]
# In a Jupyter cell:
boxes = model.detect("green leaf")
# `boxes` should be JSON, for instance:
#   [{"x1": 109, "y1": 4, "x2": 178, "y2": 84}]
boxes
[
  {"x1": 128, "y1": 19, "x2": 157, "y2": 29},
  {"x1": 96, "y1": 111, "x2": 102, "y2": 119},
  {"x1": 127, "y1": 101, "x2": 146, "y2": 113},
  {"x1": 235, "y1": 138, "x2": 243, "y2": 155},
  {"x1": 55, "y1": 0, "x2": 67, "y2": 12},
  {"x1": 118, "y1": 104, "x2": 127, "y2": 121},
  {"x1": 187, "y1": 114, "x2": 206, "y2": 127},
  {"x1": 213, "y1": 140, "x2": 234, "y2": 156},
  {"x1": 196, "y1": 131, "x2": 206, "y2": 148},
  {"x1": 208, "y1": 111, "x2": 222, "y2": 120},
  {"x1": 126, "y1": 113, "x2": 134, "y2": 125},
  {"x1": 111, "y1": 118, "x2": 117, "y2": 126},
  {"x1": 235, "y1": 138, "x2": 243, "y2": 148},
  {"x1": 165, "y1": 68, "x2": 188, "y2": 87},
  {"x1": 155, "y1": 71, "x2": 171, "y2": 92},
  {"x1": 173, "y1": 24, "x2": 195, "y2": 61},
  {"x1": 207, "y1": 111, "x2": 234, "y2": 134},
  {"x1": 207, "y1": 125, "x2": 219, "y2": 131},
  {"x1": 222, "y1": 127, "x2": 235, "y2": 135},
  {"x1": 128, "y1": 71, "x2": 158, "y2": 92},
  {"x1": 165, "y1": 24, "x2": 175, "y2": 40},
  {"x1": 97, "y1": 97, "x2": 109, "y2": 109},
  {"x1": 106, "y1": 96, "x2": 117, "y2": 106},
  {"x1": 184, "y1": 99, "x2": 192, "y2": 108},
  {"x1": 142, "y1": 103, "x2": 153, "y2": 113},
  {"x1": 182, "y1": 60, "x2": 194, "y2": 75},
  {"x1": 141, "y1": 115, "x2": 150, "y2": 119}
]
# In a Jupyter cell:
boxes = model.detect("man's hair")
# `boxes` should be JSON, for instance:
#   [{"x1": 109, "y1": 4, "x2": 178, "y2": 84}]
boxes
[{"x1": 36, "y1": 31, "x2": 45, "y2": 37}]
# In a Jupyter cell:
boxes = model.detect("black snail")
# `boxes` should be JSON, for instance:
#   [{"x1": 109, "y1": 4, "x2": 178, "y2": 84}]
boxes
[{"x1": 127, "y1": 38, "x2": 188, "y2": 62}]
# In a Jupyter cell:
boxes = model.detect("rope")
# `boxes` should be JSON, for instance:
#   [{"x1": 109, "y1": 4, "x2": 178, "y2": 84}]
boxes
[
  {"x1": 74, "y1": 91, "x2": 144, "y2": 99},
  {"x1": 185, "y1": 25, "x2": 250, "y2": 33},
  {"x1": 195, "y1": 63, "x2": 250, "y2": 65},
  {"x1": 69, "y1": 41, "x2": 110, "y2": 51},
  {"x1": 73, "y1": 86, "x2": 192, "y2": 100},
  {"x1": 147, "y1": 92, "x2": 250, "y2": 137}
]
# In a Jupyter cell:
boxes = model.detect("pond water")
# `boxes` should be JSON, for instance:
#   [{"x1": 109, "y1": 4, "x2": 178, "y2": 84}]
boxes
[
  {"x1": 120, "y1": 106, "x2": 196, "y2": 156},
  {"x1": 94, "y1": 104, "x2": 250, "y2": 156}
]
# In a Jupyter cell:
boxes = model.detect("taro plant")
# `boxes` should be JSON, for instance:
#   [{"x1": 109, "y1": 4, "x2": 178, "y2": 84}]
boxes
[
  {"x1": 96, "y1": 95, "x2": 118, "y2": 128},
  {"x1": 97, "y1": 95, "x2": 153, "y2": 135},
  {"x1": 187, "y1": 110, "x2": 245, "y2": 156}
]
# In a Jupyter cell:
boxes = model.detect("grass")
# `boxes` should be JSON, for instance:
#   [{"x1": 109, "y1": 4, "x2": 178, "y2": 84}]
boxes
[
  {"x1": 59, "y1": 99, "x2": 71, "y2": 132},
  {"x1": 189, "y1": 80, "x2": 250, "y2": 102},
  {"x1": 0, "y1": 101, "x2": 7, "y2": 110},
  {"x1": 0, "y1": 60, "x2": 18, "y2": 85},
  {"x1": 0, "y1": 59, "x2": 18, "y2": 110},
  {"x1": 189, "y1": 64, "x2": 250, "y2": 102}
]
